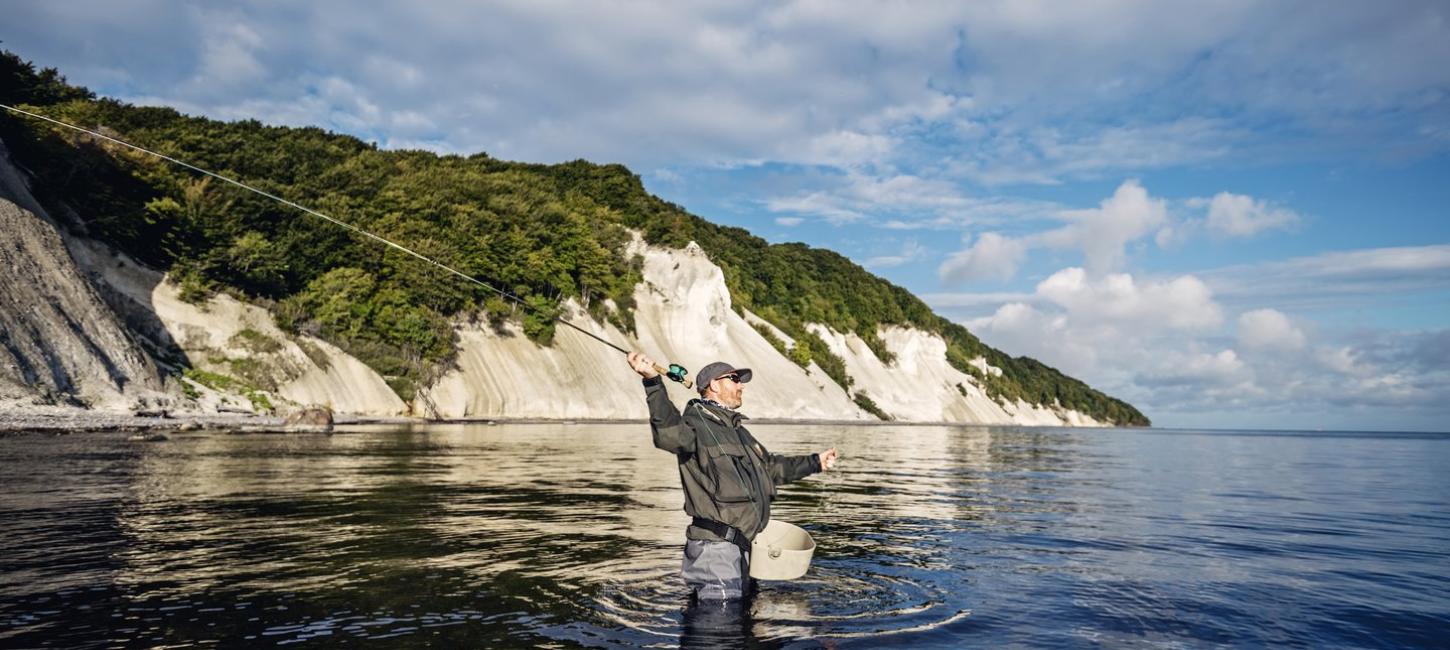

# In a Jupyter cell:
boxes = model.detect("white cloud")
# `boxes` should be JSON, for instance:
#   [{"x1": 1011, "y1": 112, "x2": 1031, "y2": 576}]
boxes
[
  {"x1": 1037, "y1": 179, "x2": 1168, "y2": 274},
  {"x1": 1314, "y1": 345, "x2": 1368, "y2": 377},
  {"x1": 1035, "y1": 268, "x2": 1223, "y2": 331},
  {"x1": 965, "y1": 268, "x2": 1226, "y2": 385},
  {"x1": 774, "y1": 216, "x2": 803, "y2": 227},
  {"x1": 1163, "y1": 191, "x2": 1303, "y2": 244},
  {"x1": 1137, "y1": 349, "x2": 1250, "y2": 388},
  {"x1": 1237, "y1": 309, "x2": 1307, "y2": 350},
  {"x1": 966, "y1": 301, "x2": 1102, "y2": 373},
  {"x1": 1203, "y1": 192, "x2": 1300, "y2": 236},
  {"x1": 651, "y1": 168, "x2": 683, "y2": 184},
  {"x1": 8, "y1": 0, "x2": 1448, "y2": 176},
  {"x1": 189, "y1": 18, "x2": 265, "y2": 96},
  {"x1": 956, "y1": 260, "x2": 1449, "y2": 428},
  {"x1": 938, "y1": 233, "x2": 1026, "y2": 283},
  {"x1": 765, "y1": 191, "x2": 865, "y2": 224},
  {"x1": 933, "y1": 179, "x2": 1199, "y2": 287},
  {"x1": 793, "y1": 130, "x2": 898, "y2": 168},
  {"x1": 937, "y1": 181, "x2": 1311, "y2": 286}
]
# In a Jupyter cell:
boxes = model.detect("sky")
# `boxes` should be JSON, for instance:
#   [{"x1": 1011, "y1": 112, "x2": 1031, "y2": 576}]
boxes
[{"x1": 6, "y1": 1, "x2": 1449, "y2": 431}]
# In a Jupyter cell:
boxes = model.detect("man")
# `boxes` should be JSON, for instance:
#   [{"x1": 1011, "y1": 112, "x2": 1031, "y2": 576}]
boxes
[{"x1": 627, "y1": 352, "x2": 839, "y2": 601}]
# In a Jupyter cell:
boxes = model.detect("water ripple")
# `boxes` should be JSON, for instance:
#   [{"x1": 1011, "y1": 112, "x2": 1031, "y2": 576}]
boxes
[{"x1": 2, "y1": 424, "x2": 1448, "y2": 647}]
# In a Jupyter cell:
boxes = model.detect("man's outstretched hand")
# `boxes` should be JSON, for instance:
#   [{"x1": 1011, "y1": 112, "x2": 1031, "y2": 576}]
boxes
[
  {"x1": 819, "y1": 447, "x2": 839, "y2": 471},
  {"x1": 627, "y1": 351, "x2": 659, "y2": 379}
]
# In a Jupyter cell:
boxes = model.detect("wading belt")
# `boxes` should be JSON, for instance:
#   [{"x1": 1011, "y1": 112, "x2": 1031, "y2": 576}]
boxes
[{"x1": 691, "y1": 517, "x2": 752, "y2": 556}]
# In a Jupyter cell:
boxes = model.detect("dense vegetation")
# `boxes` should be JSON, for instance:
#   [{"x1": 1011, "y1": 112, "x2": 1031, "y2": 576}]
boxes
[{"x1": 0, "y1": 51, "x2": 1147, "y2": 424}]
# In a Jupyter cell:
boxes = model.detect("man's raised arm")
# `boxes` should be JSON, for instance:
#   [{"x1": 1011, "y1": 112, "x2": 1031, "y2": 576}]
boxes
[{"x1": 629, "y1": 351, "x2": 695, "y2": 454}]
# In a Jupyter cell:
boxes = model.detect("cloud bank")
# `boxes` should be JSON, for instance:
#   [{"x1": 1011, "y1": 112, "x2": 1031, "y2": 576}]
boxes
[
  {"x1": 10, "y1": 0, "x2": 1448, "y2": 179},
  {"x1": 954, "y1": 244, "x2": 1450, "y2": 430}
]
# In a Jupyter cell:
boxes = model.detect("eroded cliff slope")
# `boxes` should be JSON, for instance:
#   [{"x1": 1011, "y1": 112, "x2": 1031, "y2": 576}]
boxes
[{"x1": 0, "y1": 140, "x2": 167, "y2": 410}]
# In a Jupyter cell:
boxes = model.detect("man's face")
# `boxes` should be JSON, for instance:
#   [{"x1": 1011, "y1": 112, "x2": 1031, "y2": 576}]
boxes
[{"x1": 710, "y1": 372, "x2": 745, "y2": 409}]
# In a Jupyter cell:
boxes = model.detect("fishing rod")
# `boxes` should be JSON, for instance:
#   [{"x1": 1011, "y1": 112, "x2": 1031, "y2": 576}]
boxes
[{"x1": 0, "y1": 102, "x2": 694, "y2": 388}]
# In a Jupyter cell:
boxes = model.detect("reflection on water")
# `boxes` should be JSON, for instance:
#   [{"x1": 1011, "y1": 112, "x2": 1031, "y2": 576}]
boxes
[{"x1": 1, "y1": 424, "x2": 1447, "y2": 647}]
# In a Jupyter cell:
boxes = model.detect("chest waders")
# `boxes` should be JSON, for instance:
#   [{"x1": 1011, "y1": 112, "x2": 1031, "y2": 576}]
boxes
[
  {"x1": 689, "y1": 403, "x2": 817, "y2": 581},
  {"x1": 688, "y1": 401, "x2": 765, "y2": 591}
]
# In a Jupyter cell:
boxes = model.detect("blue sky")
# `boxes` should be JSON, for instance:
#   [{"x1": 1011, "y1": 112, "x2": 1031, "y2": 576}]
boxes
[{"x1": 7, "y1": 1, "x2": 1449, "y2": 431}]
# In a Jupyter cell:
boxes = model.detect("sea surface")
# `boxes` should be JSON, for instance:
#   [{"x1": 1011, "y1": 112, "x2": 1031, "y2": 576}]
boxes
[{"x1": 1, "y1": 423, "x2": 1447, "y2": 648}]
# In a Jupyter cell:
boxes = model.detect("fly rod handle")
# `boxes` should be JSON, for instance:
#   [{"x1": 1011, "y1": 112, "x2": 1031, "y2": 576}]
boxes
[{"x1": 654, "y1": 364, "x2": 693, "y2": 389}]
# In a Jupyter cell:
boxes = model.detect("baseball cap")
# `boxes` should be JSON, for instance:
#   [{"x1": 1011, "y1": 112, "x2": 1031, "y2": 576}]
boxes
[{"x1": 696, "y1": 361, "x2": 753, "y2": 394}]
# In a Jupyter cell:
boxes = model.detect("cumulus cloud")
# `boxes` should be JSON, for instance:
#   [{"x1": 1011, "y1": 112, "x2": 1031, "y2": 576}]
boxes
[
  {"x1": 938, "y1": 180, "x2": 1307, "y2": 286},
  {"x1": 1136, "y1": 349, "x2": 1250, "y2": 388},
  {"x1": 938, "y1": 233, "x2": 1026, "y2": 283},
  {"x1": 1202, "y1": 192, "x2": 1300, "y2": 236},
  {"x1": 965, "y1": 301, "x2": 1103, "y2": 374},
  {"x1": 938, "y1": 179, "x2": 1186, "y2": 287},
  {"x1": 1237, "y1": 308, "x2": 1307, "y2": 350},
  {"x1": 965, "y1": 267, "x2": 1226, "y2": 384},
  {"x1": 952, "y1": 261, "x2": 1450, "y2": 429},
  {"x1": 1036, "y1": 268, "x2": 1223, "y2": 331},
  {"x1": 1032, "y1": 179, "x2": 1167, "y2": 274}
]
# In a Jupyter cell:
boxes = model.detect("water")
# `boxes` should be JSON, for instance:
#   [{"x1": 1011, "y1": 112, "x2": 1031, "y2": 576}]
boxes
[{"x1": 1, "y1": 423, "x2": 1447, "y2": 648}]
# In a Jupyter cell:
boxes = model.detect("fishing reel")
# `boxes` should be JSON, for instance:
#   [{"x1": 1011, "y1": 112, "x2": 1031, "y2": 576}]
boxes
[
  {"x1": 666, "y1": 364, "x2": 691, "y2": 387},
  {"x1": 643, "y1": 356, "x2": 693, "y2": 388}
]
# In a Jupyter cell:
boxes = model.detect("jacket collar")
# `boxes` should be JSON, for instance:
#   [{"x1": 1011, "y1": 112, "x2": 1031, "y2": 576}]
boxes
[{"x1": 694, "y1": 398, "x2": 748, "y2": 426}]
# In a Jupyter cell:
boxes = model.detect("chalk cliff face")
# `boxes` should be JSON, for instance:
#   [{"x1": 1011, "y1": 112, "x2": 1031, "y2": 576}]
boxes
[
  {"x1": 0, "y1": 141, "x2": 167, "y2": 411},
  {"x1": 0, "y1": 137, "x2": 406, "y2": 415},
  {"x1": 417, "y1": 239, "x2": 869, "y2": 420},
  {"x1": 810, "y1": 325, "x2": 1101, "y2": 425},
  {"x1": 418, "y1": 238, "x2": 1102, "y2": 426},
  {"x1": 69, "y1": 238, "x2": 406, "y2": 416}
]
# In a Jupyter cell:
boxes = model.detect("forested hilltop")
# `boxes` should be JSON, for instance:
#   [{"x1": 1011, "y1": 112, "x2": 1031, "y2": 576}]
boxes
[{"x1": 0, "y1": 51, "x2": 1148, "y2": 425}]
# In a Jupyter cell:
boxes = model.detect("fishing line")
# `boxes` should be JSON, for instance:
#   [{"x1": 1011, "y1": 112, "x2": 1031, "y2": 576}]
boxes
[{"x1": 0, "y1": 102, "x2": 693, "y2": 386}]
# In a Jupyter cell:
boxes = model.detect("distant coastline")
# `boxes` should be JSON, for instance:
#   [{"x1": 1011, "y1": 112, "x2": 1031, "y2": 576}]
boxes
[{"x1": 0, "y1": 407, "x2": 1151, "y2": 434}]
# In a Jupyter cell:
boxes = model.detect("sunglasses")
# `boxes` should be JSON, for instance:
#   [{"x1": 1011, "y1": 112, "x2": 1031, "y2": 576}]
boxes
[{"x1": 717, "y1": 373, "x2": 742, "y2": 383}]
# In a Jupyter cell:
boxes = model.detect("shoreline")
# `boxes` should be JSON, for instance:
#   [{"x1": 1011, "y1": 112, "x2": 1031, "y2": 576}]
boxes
[{"x1": 0, "y1": 405, "x2": 1134, "y2": 434}]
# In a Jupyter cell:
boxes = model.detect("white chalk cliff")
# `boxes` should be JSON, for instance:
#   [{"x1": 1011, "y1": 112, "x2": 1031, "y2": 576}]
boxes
[
  {"x1": 417, "y1": 239, "x2": 867, "y2": 420},
  {"x1": 69, "y1": 238, "x2": 406, "y2": 416},
  {"x1": 417, "y1": 238, "x2": 1102, "y2": 426},
  {"x1": 0, "y1": 140, "x2": 167, "y2": 411}
]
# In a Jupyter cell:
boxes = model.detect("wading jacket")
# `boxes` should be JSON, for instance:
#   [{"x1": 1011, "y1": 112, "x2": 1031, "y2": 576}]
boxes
[{"x1": 642, "y1": 376, "x2": 821, "y2": 544}]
